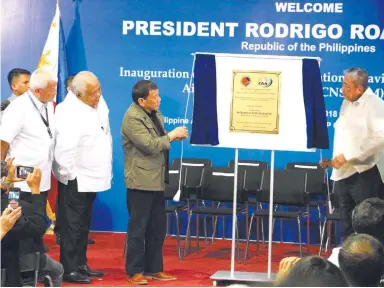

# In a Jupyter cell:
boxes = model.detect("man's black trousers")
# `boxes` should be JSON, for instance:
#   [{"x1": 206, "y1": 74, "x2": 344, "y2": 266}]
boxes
[
  {"x1": 338, "y1": 165, "x2": 384, "y2": 240},
  {"x1": 125, "y1": 189, "x2": 166, "y2": 276},
  {"x1": 59, "y1": 179, "x2": 95, "y2": 273}
]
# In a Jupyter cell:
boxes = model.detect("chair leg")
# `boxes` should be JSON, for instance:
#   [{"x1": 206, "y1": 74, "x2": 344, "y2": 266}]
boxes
[
  {"x1": 326, "y1": 220, "x2": 332, "y2": 254},
  {"x1": 236, "y1": 218, "x2": 240, "y2": 263},
  {"x1": 307, "y1": 207, "x2": 311, "y2": 252},
  {"x1": 123, "y1": 233, "x2": 128, "y2": 258},
  {"x1": 244, "y1": 214, "x2": 254, "y2": 264},
  {"x1": 256, "y1": 216, "x2": 260, "y2": 255},
  {"x1": 182, "y1": 210, "x2": 193, "y2": 260},
  {"x1": 280, "y1": 219, "x2": 283, "y2": 243},
  {"x1": 196, "y1": 214, "x2": 200, "y2": 253},
  {"x1": 261, "y1": 217, "x2": 265, "y2": 246},
  {"x1": 319, "y1": 218, "x2": 327, "y2": 256},
  {"x1": 175, "y1": 211, "x2": 181, "y2": 260},
  {"x1": 222, "y1": 216, "x2": 226, "y2": 240},
  {"x1": 317, "y1": 205, "x2": 322, "y2": 246},
  {"x1": 166, "y1": 213, "x2": 169, "y2": 236},
  {"x1": 204, "y1": 215, "x2": 208, "y2": 245},
  {"x1": 245, "y1": 206, "x2": 249, "y2": 243},
  {"x1": 34, "y1": 270, "x2": 39, "y2": 287},
  {"x1": 212, "y1": 216, "x2": 218, "y2": 244},
  {"x1": 334, "y1": 221, "x2": 338, "y2": 247},
  {"x1": 297, "y1": 217, "x2": 303, "y2": 257}
]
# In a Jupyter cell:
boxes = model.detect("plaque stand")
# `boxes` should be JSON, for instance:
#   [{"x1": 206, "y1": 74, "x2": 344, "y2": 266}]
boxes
[
  {"x1": 210, "y1": 148, "x2": 277, "y2": 286},
  {"x1": 185, "y1": 52, "x2": 322, "y2": 286}
]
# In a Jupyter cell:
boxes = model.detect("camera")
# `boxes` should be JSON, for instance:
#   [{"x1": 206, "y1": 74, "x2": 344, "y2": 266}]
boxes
[
  {"x1": 8, "y1": 187, "x2": 21, "y2": 210},
  {"x1": 16, "y1": 166, "x2": 34, "y2": 179}
]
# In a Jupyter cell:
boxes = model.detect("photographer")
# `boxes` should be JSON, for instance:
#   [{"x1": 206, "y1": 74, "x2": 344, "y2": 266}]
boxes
[
  {"x1": 1, "y1": 161, "x2": 47, "y2": 286},
  {"x1": 1, "y1": 158, "x2": 64, "y2": 286}
]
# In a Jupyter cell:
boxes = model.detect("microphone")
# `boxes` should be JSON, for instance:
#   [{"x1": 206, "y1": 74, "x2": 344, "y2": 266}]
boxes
[{"x1": 1, "y1": 100, "x2": 10, "y2": 111}]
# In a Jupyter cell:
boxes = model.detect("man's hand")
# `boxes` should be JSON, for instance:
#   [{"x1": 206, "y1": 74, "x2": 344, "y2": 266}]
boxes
[
  {"x1": 319, "y1": 158, "x2": 333, "y2": 168},
  {"x1": 276, "y1": 257, "x2": 301, "y2": 283},
  {"x1": 168, "y1": 126, "x2": 188, "y2": 142},
  {"x1": 1, "y1": 207, "x2": 22, "y2": 239},
  {"x1": 333, "y1": 154, "x2": 347, "y2": 168},
  {"x1": 26, "y1": 167, "x2": 42, "y2": 194}
]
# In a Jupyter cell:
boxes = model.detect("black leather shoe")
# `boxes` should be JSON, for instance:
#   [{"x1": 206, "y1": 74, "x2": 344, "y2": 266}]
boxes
[
  {"x1": 78, "y1": 264, "x2": 104, "y2": 278},
  {"x1": 56, "y1": 234, "x2": 61, "y2": 245},
  {"x1": 63, "y1": 272, "x2": 91, "y2": 284},
  {"x1": 88, "y1": 238, "x2": 95, "y2": 244}
]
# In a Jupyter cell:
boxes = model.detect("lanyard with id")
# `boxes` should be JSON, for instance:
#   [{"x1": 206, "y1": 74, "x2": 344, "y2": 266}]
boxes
[
  {"x1": 28, "y1": 93, "x2": 53, "y2": 139},
  {"x1": 28, "y1": 93, "x2": 54, "y2": 161}
]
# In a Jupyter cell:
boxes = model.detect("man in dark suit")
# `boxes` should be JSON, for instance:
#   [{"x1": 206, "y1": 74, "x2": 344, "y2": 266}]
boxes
[{"x1": 121, "y1": 80, "x2": 188, "y2": 285}]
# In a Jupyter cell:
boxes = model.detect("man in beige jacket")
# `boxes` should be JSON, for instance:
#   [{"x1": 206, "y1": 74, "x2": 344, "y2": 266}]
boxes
[{"x1": 121, "y1": 80, "x2": 188, "y2": 285}]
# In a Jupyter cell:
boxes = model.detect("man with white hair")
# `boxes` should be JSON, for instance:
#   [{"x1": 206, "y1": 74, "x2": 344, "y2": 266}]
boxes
[
  {"x1": 320, "y1": 67, "x2": 384, "y2": 240},
  {"x1": 0, "y1": 68, "x2": 57, "y2": 203},
  {"x1": 54, "y1": 71, "x2": 112, "y2": 284},
  {"x1": 0, "y1": 68, "x2": 63, "y2": 285}
]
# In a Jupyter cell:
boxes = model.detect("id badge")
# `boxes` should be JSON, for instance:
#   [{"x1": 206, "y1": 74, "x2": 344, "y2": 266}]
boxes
[{"x1": 49, "y1": 140, "x2": 54, "y2": 161}]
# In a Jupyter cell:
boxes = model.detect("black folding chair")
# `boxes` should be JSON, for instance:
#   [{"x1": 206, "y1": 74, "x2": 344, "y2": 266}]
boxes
[
  {"x1": 183, "y1": 167, "x2": 247, "y2": 261},
  {"x1": 244, "y1": 169, "x2": 308, "y2": 263},
  {"x1": 20, "y1": 252, "x2": 40, "y2": 287},
  {"x1": 228, "y1": 160, "x2": 268, "y2": 242},
  {"x1": 164, "y1": 168, "x2": 189, "y2": 260},
  {"x1": 285, "y1": 162, "x2": 328, "y2": 249}
]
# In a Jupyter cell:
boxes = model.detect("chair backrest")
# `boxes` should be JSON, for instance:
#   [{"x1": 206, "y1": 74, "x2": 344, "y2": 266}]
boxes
[
  {"x1": 20, "y1": 252, "x2": 40, "y2": 287},
  {"x1": 260, "y1": 169, "x2": 307, "y2": 206},
  {"x1": 241, "y1": 166, "x2": 265, "y2": 195},
  {"x1": 228, "y1": 160, "x2": 268, "y2": 170},
  {"x1": 200, "y1": 167, "x2": 246, "y2": 202},
  {"x1": 171, "y1": 158, "x2": 211, "y2": 198},
  {"x1": 172, "y1": 158, "x2": 212, "y2": 169},
  {"x1": 285, "y1": 162, "x2": 326, "y2": 196}
]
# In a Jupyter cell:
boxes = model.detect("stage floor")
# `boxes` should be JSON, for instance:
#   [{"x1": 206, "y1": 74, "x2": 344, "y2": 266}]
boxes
[{"x1": 43, "y1": 233, "x2": 325, "y2": 287}]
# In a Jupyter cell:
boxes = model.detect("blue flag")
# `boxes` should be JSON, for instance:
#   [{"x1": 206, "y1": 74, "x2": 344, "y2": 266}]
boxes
[{"x1": 66, "y1": 0, "x2": 87, "y2": 74}]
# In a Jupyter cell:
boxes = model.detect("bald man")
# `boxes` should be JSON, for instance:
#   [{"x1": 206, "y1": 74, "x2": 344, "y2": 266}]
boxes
[{"x1": 54, "y1": 71, "x2": 112, "y2": 284}]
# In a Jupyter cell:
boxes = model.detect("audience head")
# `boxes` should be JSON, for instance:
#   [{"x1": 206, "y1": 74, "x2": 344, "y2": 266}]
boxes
[
  {"x1": 352, "y1": 197, "x2": 384, "y2": 244},
  {"x1": 339, "y1": 233, "x2": 384, "y2": 287},
  {"x1": 29, "y1": 69, "x2": 57, "y2": 103},
  {"x1": 276, "y1": 256, "x2": 348, "y2": 287},
  {"x1": 71, "y1": 71, "x2": 101, "y2": 108},
  {"x1": 7, "y1": 68, "x2": 31, "y2": 96},
  {"x1": 66, "y1": 74, "x2": 76, "y2": 92},
  {"x1": 132, "y1": 80, "x2": 160, "y2": 112},
  {"x1": 342, "y1": 67, "x2": 368, "y2": 101}
]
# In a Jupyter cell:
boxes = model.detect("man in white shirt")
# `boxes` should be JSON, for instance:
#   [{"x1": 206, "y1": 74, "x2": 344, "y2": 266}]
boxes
[
  {"x1": 54, "y1": 71, "x2": 112, "y2": 284},
  {"x1": 0, "y1": 69, "x2": 57, "y2": 204},
  {"x1": 53, "y1": 74, "x2": 97, "y2": 247},
  {"x1": 320, "y1": 67, "x2": 384, "y2": 240}
]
